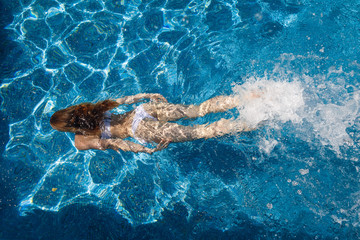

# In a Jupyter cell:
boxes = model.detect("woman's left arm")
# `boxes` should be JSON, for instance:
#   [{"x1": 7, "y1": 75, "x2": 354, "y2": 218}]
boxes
[
  {"x1": 74, "y1": 135, "x2": 169, "y2": 154},
  {"x1": 115, "y1": 93, "x2": 167, "y2": 105},
  {"x1": 104, "y1": 139, "x2": 170, "y2": 154}
]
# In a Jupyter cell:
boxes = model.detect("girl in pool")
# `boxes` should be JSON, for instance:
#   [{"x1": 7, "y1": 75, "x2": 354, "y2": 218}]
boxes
[{"x1": 50, "y1": 93, "x2": 257, "y2": 154}]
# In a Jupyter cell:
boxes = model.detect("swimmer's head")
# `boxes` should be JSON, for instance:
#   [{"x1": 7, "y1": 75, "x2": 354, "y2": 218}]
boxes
[{"x1": 50, "y1": 100, "x2": 119, "y2": 135}]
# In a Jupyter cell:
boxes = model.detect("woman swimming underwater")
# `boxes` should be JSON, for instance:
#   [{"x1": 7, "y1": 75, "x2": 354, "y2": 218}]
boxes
[{"x1": 50, "y1": 93, "x2": 258, "y2": 154}]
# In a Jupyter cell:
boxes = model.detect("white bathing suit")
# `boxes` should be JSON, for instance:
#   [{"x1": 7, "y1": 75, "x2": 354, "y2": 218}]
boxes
[
  {"x1": 100, "y1": 111, "x2": 112, "y2": 139},
  {"x1": 131, "y1": 105, "x2": 157, "y2": 144}
]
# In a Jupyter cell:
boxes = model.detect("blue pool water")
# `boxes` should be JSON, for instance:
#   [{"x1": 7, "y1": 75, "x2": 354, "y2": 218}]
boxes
[{"x1": 1, "y1": 0, "x2": 360, "y2": 239}]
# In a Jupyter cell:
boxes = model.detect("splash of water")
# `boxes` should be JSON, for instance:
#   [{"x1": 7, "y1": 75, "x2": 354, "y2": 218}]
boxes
[
  {"x1": 233, "y1": 79, "x2": 305, "y2": 126},
  {"x1": 232, "y1": 77, "x2": 359, "y2": 154},
  {"x1": 302, "y1": 84, "x2": 359, "y2": 154}
]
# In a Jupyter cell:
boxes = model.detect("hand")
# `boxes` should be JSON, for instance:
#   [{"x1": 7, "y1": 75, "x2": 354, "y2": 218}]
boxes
[
  {"x1": 147, "y1": 139, "x2": 171, "y2": 154},
  {"x1": 150, "y1": 94, "x2": 167, "y2": 103}
]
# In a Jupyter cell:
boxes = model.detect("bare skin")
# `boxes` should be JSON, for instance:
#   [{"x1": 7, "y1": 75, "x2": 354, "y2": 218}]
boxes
[{"x1": 74, "y1": 93, "x2": 256, "y2": 154}]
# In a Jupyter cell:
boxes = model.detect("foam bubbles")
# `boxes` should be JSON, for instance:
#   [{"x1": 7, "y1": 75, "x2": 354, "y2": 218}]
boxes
[
  {"x1": 305, "y1": 93, "x2": 359, "y2": 153},
  {"x1": 232, "y1": 76, "x2": 360, "y2": 155},
  {"x1": 233, "y1": 79, "x2": 305, "y2": 127}
]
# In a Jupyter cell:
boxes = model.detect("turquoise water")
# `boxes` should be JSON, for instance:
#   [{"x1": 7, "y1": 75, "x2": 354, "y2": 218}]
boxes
[{"x1": 1, "y1": 0, "x2": 360, "y2": 239}]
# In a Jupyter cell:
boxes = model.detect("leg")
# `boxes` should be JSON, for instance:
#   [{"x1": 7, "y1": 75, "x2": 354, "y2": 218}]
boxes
[
  {"x1": 196, "y1": 95, "x2": 241, "y2": 117},
  {"x1": 135, "y1": 118, "x2": 254, "y2": 143},
  {"x1": 143, "y1": 95, "x2": 240, "y2": 121},
  {"x1": 193, "y1": 118, "x2": 255, "y2": 140}
]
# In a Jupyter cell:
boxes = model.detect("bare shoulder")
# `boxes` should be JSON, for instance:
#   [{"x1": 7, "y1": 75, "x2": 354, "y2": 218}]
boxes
[{"x1": 75, "y1": 134, "x2": 101, "y2": 150}]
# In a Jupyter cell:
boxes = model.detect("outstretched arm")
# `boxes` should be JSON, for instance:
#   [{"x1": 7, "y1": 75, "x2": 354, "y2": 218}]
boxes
[
  {"x1": 103, "y1": 139, "x2": 169, "y2": 154},
  {"x1": 115, "y1": 93, "x2": 167, "y2": 105},
  {"x1": 74, "y1": 135, "x2": 169, "y2": 154}
]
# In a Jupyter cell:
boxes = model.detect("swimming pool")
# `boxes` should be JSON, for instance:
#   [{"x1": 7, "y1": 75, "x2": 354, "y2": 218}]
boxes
[{"x1": 1, "y1": 0, "x2": 360, "y2": 239}]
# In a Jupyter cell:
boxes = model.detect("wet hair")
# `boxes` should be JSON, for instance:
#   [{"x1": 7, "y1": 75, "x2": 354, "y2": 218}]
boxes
[{"x1": 50, "y1": 100, "x2": 120, "y2": 135}]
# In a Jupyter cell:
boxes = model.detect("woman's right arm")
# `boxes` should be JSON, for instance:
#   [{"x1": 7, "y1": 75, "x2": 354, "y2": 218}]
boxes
[{"x1": 115, "y1": 93, "x2": 167, "y2": 105}]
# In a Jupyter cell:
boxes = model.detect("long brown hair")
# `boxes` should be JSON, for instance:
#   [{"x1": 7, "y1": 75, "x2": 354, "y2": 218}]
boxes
[{"x1": 50, "y1": 100, "x2": 120, "y2": 135}]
